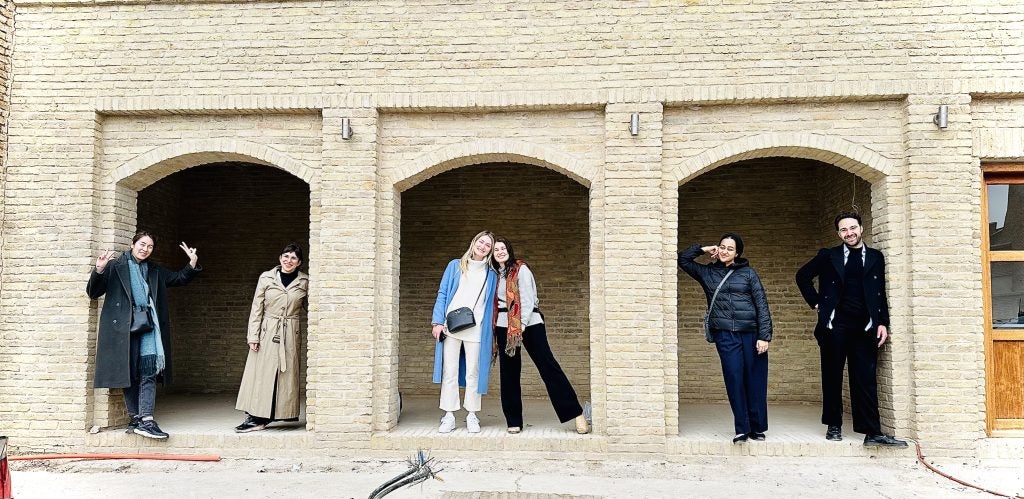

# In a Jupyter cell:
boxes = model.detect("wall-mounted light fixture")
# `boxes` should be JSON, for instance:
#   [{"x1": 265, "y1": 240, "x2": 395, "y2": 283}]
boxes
[
  {"x1": 629, "y1": 112, "x2": 640, "y2": 136},
  {"x1": 341, "y1": 118, "x2": 354, "y2": 140},
  {"x1": 932, "y1": 105, "x2": 948, "y2": 129}
]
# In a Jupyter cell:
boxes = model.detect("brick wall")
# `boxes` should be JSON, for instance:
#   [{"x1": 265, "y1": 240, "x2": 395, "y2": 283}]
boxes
[
  {"x1": 10, "y1": 1, "x2": 1024, "y2": 96},
  {"x1": 398, "y1": 163, "x2": 590, "y2": 401},
  {"x1": 0, "y1": 0, "x2": 1022, "y2": 457},
  {"x1": 137, "y1": 163, "x2": 310, "y2": 394}
]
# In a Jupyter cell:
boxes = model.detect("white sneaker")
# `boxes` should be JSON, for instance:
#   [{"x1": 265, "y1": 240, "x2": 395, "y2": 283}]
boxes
[
  {"x1": 438, "y1": 413, "x2": 456, "y2": 433},
  {"x1": 466, "y1": 413, "x2": 481, "y2": 433}
]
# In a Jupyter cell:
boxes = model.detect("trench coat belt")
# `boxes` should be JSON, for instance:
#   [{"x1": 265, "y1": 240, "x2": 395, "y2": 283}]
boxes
[{"x1": 268, "y1": 312, "x2": 300, "y2": 373}]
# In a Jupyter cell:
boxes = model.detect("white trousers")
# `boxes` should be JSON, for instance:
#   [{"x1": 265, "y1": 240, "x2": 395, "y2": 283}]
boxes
[{"x1": 439, "y1": 336, "x2": 481, "y2": 412}]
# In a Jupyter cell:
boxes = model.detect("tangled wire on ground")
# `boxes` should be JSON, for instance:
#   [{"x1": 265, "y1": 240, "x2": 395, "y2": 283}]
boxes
[{"x1": 367, "y1": 449, "x2": 441, "y2": 499}]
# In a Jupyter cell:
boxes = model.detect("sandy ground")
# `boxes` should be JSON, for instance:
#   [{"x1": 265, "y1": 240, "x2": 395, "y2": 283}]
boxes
[{"x1": 9, "y1": 455, "x2": 1024, "y2": 499}]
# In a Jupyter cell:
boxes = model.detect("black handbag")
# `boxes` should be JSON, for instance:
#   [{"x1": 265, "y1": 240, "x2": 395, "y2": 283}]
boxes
[
  {"x1": 444, "y1": 277, "x2": 488, "y2": 334},
  {"x1": 130, "y1": 305, "x2": 154, "y2": 336}
]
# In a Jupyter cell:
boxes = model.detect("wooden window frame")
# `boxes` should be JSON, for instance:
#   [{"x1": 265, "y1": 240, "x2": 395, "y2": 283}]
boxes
[{"x1": 982, "y1": 163, "x2": 1024, "y2": 436}]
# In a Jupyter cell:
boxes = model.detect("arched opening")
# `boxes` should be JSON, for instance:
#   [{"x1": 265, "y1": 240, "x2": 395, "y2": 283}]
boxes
[
  {"x1": 677, "y1": 157, "x2": 877, "y2": 441},
  {"x1": 396, "y1": 162, "x2": 591, "y2": 434},
  {"x1": 129, "y1": 161, "x2": 311, "y2": 434}
]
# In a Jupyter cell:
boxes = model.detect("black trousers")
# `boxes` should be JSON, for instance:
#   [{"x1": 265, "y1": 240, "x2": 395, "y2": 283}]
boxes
[
  {"x1": 495, "y1": 323, "x2": 583, "y2": 428},
  {"x1": 713, "y1": 330, "x2": 768, "y2": 435},
  {"x1": 816, "y1": 321, "x2": 882, "y2": 435}
]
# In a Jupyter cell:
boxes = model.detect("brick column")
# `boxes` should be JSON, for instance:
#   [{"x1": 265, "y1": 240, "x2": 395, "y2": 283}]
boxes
[
  {"x1": 310, "y1": 107, "x2": 379, "y2": 449},
  {"x1": 601, "y1": 102, "x2": 668, "y2": 452},
  {"x1": 903, "y1": 93, "x2": 986, "y2": 456}
]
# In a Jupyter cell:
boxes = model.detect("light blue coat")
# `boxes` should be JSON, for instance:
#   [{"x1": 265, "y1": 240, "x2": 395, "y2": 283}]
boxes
[{"x1": 431, "y1": 259, "x2": 498, "y2": 395}]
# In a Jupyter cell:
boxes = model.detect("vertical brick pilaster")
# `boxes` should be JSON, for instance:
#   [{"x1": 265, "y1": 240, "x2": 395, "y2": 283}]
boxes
[
  {"x1": 601, "y1": 102, "x2": 667, "y2": 452},
  {"x1": 311, "y1": 107, "x2": 378, "y2": 448},
  {"x1": 903, "y1": 94, "x2": 986, "y2": 456}
]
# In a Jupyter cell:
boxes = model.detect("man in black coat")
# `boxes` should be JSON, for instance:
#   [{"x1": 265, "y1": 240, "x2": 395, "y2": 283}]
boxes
[{"x1": 795, "y1": 212, "x2": 907, "y2": 448}]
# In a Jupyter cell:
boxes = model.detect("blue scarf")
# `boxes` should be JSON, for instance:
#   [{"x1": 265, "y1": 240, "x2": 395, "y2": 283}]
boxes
[{"x1": 128, "y1": 256, "x2": 165, "y2": 376}]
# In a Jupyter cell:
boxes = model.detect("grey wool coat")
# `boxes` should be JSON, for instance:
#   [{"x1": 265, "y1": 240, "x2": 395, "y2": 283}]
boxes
[
  {"x1": 86, "y1": 252, "x2": 201, "y2": 388},
  {"x1": 235, "y1": 267, "x2": 308, "y2": 419}
]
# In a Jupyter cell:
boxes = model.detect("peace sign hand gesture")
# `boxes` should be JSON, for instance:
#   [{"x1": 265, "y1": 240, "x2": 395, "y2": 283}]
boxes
[
  {"x1": 179, "y1": 242, "x2": 199, "y2": 268},
  {"x1": 95, "y1": 250, "x2": 117, "y2": 273}
]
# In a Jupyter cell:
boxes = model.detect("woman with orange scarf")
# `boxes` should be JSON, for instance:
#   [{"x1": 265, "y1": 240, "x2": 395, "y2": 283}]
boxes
[{"x1": 491, "y1": 237, "x2": 588, "y2": 435}]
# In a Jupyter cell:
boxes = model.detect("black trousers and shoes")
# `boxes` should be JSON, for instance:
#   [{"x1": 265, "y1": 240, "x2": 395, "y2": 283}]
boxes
[
  {"x1": 817, "y1": 317, "x2": 882, "y2": 437},
  {"x1": 495, "y1": 323, "x2": 583, "y2": 429}
]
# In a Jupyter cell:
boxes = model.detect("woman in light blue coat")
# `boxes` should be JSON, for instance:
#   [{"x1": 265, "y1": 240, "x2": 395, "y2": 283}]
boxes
[{"x1": 430, "y1": 230, "x2": 499, "y2": 433}]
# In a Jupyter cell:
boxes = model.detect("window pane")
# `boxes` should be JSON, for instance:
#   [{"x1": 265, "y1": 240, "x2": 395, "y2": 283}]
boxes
[
  {"x1": 992, "y1": 262, "x2": 1024, "y2": 329},
  {"x1": 988, "y1": 184, "x2": 1024, "y2": 250}
]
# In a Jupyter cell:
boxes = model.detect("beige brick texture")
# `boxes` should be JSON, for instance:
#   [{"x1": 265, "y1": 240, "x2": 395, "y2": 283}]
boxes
[{"x1": 1, "y1": 1, "x2": 1023, "y2": 460}]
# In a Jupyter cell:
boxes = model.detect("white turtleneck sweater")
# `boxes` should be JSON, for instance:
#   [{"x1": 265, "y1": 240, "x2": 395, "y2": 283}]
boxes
[{"x1": 445, "y1": 259, "x2": 489, "y2": 342}]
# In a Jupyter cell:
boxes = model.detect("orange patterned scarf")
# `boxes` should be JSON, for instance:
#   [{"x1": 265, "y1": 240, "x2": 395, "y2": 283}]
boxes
[{"x1": 493, "y1": 259, "x2": 525, "y2": 357}]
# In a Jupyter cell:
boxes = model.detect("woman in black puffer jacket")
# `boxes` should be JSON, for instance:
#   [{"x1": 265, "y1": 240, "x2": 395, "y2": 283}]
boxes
[{"x1": 678, "y1": 233, "x2": 773, "y2": 444}]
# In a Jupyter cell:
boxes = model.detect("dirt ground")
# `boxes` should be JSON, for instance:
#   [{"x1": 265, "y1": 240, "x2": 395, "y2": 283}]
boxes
[{"x1": 9, "y1": 454, "x2": 1024, "y2": 498}]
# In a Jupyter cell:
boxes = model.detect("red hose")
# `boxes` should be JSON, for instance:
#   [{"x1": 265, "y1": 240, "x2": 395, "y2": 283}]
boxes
[
  {"x1": 9, "y1": 453, "x2": 219, "y2": 462},
  {"x1": 915, "y1": 443, "x2": 1021, "y2": 499}
]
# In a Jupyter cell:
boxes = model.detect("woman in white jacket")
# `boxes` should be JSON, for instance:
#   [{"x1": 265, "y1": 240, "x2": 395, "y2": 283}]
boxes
[{"x1": 491, "y1": 237, "x2": 588, "y2": 435}]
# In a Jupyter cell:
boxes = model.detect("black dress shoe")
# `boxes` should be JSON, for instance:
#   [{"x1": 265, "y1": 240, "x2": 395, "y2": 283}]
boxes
[
  {"x1": 825, "y1": 425, "x2": 842, "y2": 441},
  {"x1": 864, "y1": 434, "x2": 908, "y2": 448},
  {"x1": 748, "y1": 432, "x2": 765, "y2": 441},
  {"x1": 732, "y1": 434, "x2": 749, "y2": 444}
]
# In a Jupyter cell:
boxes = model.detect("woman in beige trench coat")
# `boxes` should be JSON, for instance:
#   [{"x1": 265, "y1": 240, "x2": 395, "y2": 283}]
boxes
[{"x1": 234, "y1": 243, "x2": 308, "y2": 433}]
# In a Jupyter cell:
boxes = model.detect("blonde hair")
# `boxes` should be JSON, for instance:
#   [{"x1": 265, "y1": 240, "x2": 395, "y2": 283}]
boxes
[{"x1": 459, "y1": 230, "x2": 495, "y2": 274}]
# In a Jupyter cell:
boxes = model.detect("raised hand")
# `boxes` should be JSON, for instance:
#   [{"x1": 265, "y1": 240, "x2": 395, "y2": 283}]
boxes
[
  {"x1": 95, "y1": 250, "x2": 116, "y2": 273},
  {"x1": 701, "y1": 245, "x2": 719, "y2": 260},
  {"x1": 179, "y1": 242, "x2": 199, "y2": 268}
]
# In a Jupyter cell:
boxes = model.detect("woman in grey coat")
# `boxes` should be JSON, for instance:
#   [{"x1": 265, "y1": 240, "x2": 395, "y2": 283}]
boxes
[{"x1": 87, "y1": 231, "x2": 201, "y2": 440}]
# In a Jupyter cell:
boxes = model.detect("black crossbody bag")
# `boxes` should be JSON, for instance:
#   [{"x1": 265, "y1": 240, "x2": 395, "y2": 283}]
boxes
[{"x1": 445, "y1": 277, "x2": 488, "y2": 336}]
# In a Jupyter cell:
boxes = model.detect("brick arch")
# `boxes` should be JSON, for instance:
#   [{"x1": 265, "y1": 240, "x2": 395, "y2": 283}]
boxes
[
  {"x1": 108, "y1": 139, "x2": 316, "y2": 190},
  {"x1": 391, "y1": 139, "x2": 595, "y2": 191},
  {"x1": 671, "y1": 132, "x2": 896, "y2": 184}
]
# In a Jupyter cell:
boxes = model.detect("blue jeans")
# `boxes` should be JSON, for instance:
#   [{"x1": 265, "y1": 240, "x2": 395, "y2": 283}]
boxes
[
  {"x1": 123, "y1": 373, "x2": 156, "y2": 418},
  {"x1": 713, "y1": 329, "x2": 769, "y2": 435}
]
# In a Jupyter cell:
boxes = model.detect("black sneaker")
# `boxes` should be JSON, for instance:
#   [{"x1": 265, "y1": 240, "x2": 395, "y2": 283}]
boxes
[
  {"x1": 825, "y1": 425, "x2": 842, "y2": 441},
  {"x1": 133, "y1": 419, "x2": 169, "y2": 440},
  {"x1": 234, "y1": 415, "x2": 268, "y2": 433},
  {"x1": 125, "y1": 415, "x2": 141, "y2": 434},
  {"x1": 732, "y1": 433, "x2": 749, "y2": 444},
  {"x1": 748, "y1": 432, "x2": 766, "y2": 441},
  {"x1": 864, "y1": 434, "x2": 908, "y2": 448}
]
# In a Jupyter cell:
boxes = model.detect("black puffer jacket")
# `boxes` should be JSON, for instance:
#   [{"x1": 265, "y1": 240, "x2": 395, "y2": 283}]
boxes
[{"x1": 678, "y1": 244, "x2": 773, "y2": 341}]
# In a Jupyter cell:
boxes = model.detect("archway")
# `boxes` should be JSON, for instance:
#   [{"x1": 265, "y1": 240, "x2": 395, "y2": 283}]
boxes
[
  {"x1": 396, "y1": 162, "x2": 591, "y2": 434},
  {"x1": 677, "y1": 156, "x2": 882, "y2": 442},
  {"x1": 92, "y1": 158, "x2": 312, "y2": 435}
]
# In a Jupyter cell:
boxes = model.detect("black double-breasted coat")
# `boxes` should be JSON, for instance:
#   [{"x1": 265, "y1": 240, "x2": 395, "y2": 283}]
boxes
[
  {"x1": 795, "y1": 244, "x2": 890, "y2": 335},
  {"x1": 86, "y1": 252, "x2": 201, "y2": 388}
]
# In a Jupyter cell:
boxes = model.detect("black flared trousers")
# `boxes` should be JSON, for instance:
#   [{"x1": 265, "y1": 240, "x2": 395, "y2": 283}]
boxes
[{"x1": 495, "y1": 323, "x2": 583, "y2": 428}]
